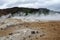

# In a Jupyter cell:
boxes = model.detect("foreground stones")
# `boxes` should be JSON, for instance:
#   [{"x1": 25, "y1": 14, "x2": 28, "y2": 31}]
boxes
[{"x1": 0, "y1": 28, "x2": 45, "y2": 40}]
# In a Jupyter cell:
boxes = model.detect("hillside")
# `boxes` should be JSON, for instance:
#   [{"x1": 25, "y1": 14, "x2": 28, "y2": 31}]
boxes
[{"x1": 0, "y1": 7, "x2": 50, "y2": 16}]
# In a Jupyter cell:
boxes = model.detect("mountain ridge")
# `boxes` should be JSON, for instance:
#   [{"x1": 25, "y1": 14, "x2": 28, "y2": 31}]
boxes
[
  {"x1": 0, "y1": 7, "x2": 60, "y2": 17},
  {"x1": 0, "y1": 7, "x2": 50, "y2": 16}
]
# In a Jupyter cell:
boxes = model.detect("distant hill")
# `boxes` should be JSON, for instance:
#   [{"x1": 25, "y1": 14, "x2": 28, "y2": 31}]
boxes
[
  {"x1": 0, "y1": 7, "x2": 50, "y2": 16},
  {"x1": 0, "y1": 7, "x2": 60, "y2": 17}
]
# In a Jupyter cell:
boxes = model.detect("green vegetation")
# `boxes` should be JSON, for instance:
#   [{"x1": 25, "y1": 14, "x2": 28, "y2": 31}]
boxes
[
  {"x1": 18, "y1": 8, "x2": 50, "y2": 16},
  {"x1": 1, "y1": 7, "x2": 50, "y2": 16}
]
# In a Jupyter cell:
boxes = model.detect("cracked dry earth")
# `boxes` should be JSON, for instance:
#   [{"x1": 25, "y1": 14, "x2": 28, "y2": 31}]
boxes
[{"x1": 0, "y1": 18, "x2": 60, "y2": 40}]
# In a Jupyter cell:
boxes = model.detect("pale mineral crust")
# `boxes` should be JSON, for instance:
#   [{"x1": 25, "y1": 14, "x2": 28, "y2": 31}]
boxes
[{"x1": 0, "y1": 18, "x2": 60, "y2": 40}]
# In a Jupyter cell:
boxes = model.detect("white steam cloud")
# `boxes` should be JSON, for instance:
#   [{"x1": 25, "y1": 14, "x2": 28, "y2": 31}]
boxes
[
  {"x1": 0, "y1": 12, "x2": 60, "y2": 22},
  {"x1": 12, "y1": 13, "x2": 60, "y2": 22}
]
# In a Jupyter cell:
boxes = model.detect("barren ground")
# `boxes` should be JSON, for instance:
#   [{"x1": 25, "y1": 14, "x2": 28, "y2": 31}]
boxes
[{"x1": 0, "y1": 18, "x2": 60, "y2": 40}]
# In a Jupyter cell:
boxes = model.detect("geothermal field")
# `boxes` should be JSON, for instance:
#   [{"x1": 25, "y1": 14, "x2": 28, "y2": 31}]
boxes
[{"x1": 0, "y1": 7, "x2": 60, "y2": 40}]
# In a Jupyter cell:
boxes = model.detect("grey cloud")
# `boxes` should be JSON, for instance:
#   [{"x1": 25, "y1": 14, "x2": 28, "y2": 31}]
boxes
[
  {"x1": 7, "y1": 0, "x2": 37, "y2": 7},
  {"x1": 0, "y1": 0, "x2": 6, "y2": 5},
  {"x1": 47, "y1": 3, "x2": 60, "y2": 11},
  {"x1": 0, "y1": 0, "x2": 60, "y2": 11}
]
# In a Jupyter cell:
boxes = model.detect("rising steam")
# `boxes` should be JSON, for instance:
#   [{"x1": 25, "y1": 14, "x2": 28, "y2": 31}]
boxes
[{"x1": 0, "y1": 11, "x2": 60, "y2": 22}]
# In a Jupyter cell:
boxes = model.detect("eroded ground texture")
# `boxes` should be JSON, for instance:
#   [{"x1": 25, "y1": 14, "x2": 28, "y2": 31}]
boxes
[{"x1": 0, "y1": 18, "x2": 60, "y2": 40}]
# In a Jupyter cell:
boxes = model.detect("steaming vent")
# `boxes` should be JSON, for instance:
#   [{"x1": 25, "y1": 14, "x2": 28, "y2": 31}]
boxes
[{"x1": 0, "y1": 7, "x2": 60, "y2": 22}]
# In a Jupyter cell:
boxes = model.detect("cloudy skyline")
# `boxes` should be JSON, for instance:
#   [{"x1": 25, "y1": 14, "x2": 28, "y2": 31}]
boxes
[{"x1": 0, "y1": 0, "x2": 60, "y2": 11}]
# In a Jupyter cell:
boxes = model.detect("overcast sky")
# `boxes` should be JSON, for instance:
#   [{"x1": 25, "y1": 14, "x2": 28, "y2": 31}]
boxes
[{"x1": 0, "y1": 0, "x2": 60, "y2": 11}]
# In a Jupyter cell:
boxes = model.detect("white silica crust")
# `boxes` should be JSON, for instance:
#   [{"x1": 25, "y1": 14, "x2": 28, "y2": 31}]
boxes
[
  {"x1": 0, "y1": 18, "x2": 22, "y2": 29},
  {"x1": 0, "y1": 28, "x2": 45, "y2": 40}
]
